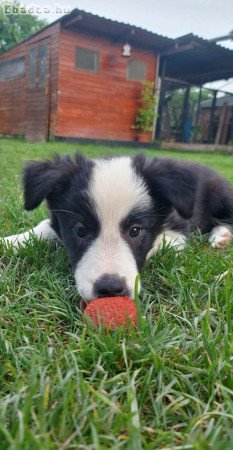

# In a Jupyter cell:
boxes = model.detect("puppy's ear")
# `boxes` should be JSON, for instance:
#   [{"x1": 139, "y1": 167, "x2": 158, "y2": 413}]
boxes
[
  {"x1": 23, "y1": 153, "x2": 87, "y2": 210},
  {"x1": 141, "y1": 157, "x2": 197, "y2": 218},
  {"x1": 23, "y1": 160, "x2": 61, "y2": 210}
]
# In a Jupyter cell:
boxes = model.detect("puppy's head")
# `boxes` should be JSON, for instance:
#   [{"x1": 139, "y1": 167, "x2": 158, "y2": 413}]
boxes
[{"x1": 23, "y1": 153, "x2": 196, "y2": 301}]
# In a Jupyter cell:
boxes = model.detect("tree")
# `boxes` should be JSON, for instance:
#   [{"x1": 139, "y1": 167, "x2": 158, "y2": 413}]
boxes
[
  {"x1": 0, "y1": 1, "x2": 47, "y2": 54},
  {"x1": 167, "y1": 87, "x2": 212, "y2": 127}
]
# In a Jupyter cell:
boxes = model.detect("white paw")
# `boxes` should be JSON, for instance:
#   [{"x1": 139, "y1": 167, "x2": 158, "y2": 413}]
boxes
[
  {"x1": 1, "y1": 220, "x2": 57, "y2": 252},
  {"x1": 209, "y1": 225, "x2": 232, "y2": 248},
  {"x1": 0, "y1": 234, "x2": 22, "y2": 252},
  {"x1": 146, "y1": 230, "x2": 186, "y2": 260}
]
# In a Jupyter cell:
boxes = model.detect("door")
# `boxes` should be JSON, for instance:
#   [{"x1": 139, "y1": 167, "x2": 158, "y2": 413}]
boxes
[{"x1": 25, "y1": 39, "x2": 50, "y2": 141}]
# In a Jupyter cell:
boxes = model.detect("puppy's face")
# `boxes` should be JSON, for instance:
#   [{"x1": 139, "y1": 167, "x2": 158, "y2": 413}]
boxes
[
  {"x1": 23, "y1": 153, "x2": 196, "y2": 301},
  {"x1": 50, "y1": 157, "x2": 158, "y2": 300},
  {"x1": 70, "y1": 157, "x2": 157, "y2": 300}
]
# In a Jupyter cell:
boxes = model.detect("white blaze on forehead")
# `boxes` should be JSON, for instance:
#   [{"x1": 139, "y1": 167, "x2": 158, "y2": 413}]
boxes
[
  {"x1": 74, "y1": 157, "x2": 150, "y2": 300},
  {"x1": 90, "y1": 157, "x2": 152, "y2": 224}
]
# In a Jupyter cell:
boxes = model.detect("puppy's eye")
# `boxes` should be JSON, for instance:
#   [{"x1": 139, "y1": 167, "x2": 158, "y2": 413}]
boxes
[
  {"x1": 129, "y1": 226, "x2": 142, "y2": 238},
  {"x1": 75, "y1": 223, "x2": 88, "y2": 238}
]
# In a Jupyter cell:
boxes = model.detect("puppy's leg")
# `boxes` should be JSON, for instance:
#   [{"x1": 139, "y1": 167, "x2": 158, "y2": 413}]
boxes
[
  {"x1": 209, "y1": 225, "x2": 233, "y2": 248},
  {"x1": 2, "y1": 219, "x2": 58, "y2": 249},
  {"x1": 147, "y1": 210, "x2": 187, "y2": 259},
  {"x1": 146, "y1": 229, "x2": 186, "y2": 260}
]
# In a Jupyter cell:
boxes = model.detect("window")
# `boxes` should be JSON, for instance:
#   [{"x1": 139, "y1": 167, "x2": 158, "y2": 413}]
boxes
[
  {"x1": 127, "y1": 60, "x2": 147, "y2": 81},
  {"x1": 39, "y1": 45, "x2": 47, "y2": 87},
  {"x1": 29, "y1": 44, "x2": 48, "y2": 88},
  {"x1": 0, "y1": 56, "x2": 25, "y2": 82},
  {"x1": 76, "y1": 47, "x2": 99, "y2": 72},
  {"x1": 29, "y1": 48, "x2": 36, "y2": 88}
]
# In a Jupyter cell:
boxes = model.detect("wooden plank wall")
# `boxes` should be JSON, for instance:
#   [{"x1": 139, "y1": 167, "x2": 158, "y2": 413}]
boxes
[
  {"x1": 0, "y1": 45, "x2": 27, "y2": 136},
  {"x1": 0, "y1": 23, "x2": 157, "y2": 141},
  {"x1": 57, "y1": 28, "x2": 157, "y2": 141},
  {"x1": 0, "y1": 23, "x2": 60, "y2": 139}
]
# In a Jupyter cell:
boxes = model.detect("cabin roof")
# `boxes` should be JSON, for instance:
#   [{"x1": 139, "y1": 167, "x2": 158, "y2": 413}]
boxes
[{"x1": 1, "y1": 11, "x2": 233, "y2": 87}]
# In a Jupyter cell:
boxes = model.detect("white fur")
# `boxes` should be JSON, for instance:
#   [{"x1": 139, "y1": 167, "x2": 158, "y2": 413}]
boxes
[
  {"x1": 1, "y1": 219, "x2": 57, "y2": 249},
  {"x1": 209, "y1": 225, "x2": 233, "y2": 248},
  {"x1": 146, "y1": 229, "x2": 186, "y2": 259},
  {"x1": 91, "y1": 157, "x2": 152, "y2": 224},
  {"x1": 74, "y1": 157, "x2": 151, "y2": 300},
  {"x1": 74, "y1": 234, "x2": 139, "y2": 300}
]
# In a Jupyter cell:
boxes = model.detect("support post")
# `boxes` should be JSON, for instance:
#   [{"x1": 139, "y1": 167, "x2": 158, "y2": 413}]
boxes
[
  {"x1": 152, "y1": 54, "x2": 160, "y2": 140},
  {"x1": 181, "y1": 86, "x2": 191, "y2": 142},
  {"x1": 208, "y1": 90, "x2": 217, "y2": 143},
  {"x1": 155, "y1": 59, "x2": 166, "y2": 139},
  {"x1": 195, "y1": 86, "x2": 202, "y2": 130}
]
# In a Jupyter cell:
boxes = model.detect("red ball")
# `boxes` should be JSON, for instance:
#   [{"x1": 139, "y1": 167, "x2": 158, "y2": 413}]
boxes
[{"x1": 83, "y1": 296, "x2": 137, "y2": 329}]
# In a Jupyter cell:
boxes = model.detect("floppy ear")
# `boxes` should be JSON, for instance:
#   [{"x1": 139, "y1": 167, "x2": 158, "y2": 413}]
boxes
[
  {"x1": 141, "y1": 157, "x2": 197, "y2": 219},
  {"x1": 23, "y1": 153, "x2": 87, "y2": 210},
  {"x1": 23, "y1": 160, "x2": 61, "y2": 210}
]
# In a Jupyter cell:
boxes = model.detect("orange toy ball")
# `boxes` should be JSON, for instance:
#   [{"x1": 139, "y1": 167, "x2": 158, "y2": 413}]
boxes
[{"x1": 83, "y1": 296, "x2": 137, "y2": 329}]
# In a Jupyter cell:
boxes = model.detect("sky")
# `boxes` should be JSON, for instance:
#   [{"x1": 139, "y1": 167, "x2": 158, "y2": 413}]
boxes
[{"x1": 21, "y1": 0, "x2": 233, "y2": 92}]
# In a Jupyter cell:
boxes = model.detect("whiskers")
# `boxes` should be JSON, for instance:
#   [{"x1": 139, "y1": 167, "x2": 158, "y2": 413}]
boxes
[{"x1": 50, "y1": 209, "x2": 84, "y2": 222}]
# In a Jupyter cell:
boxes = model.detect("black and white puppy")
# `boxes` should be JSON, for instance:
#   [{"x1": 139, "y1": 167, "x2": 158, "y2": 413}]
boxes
[{"x1": 2, "y1": 153, "x2": 233, "y2": 302}]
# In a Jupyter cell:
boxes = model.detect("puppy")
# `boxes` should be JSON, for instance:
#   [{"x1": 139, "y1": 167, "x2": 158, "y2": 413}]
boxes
[{"x1": 2, "y1": 153, "x2": 233, "y2": 302}]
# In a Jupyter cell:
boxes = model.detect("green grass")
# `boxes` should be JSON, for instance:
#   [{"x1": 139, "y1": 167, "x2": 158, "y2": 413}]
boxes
[{"x1": 0, "y1": 138, "x2": 233, "y2": 450}]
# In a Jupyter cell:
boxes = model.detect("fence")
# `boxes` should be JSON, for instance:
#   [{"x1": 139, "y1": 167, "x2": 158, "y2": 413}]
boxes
[{"x1": 156, "y1": 78, "x2": 233, "y2": 145}]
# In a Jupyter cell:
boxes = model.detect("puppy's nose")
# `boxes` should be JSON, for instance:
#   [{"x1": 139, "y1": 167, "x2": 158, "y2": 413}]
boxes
[{"x1": 94, "y1": 274, "x2": 128, "y2": 298}]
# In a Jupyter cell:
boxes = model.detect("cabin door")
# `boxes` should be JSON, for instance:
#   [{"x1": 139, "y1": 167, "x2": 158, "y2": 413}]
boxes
[{"x1": 25, "y1": 39, "x2": 50, "y2": 141}]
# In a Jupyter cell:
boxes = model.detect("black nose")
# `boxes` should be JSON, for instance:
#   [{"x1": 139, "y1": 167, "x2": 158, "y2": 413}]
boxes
[{"x1": 94, "y1": 274, "x2": 128, "y2": 298}]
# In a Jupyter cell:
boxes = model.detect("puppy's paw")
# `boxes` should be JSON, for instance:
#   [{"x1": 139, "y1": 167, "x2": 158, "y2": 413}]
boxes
[
  {"x1": 146, "y1": 230, "x2": 186, "y2": 259},
  {"x1": 209, "y1": 226, "x2": 233, "y2": 248},
  {"x1": 0, "y1": 235, "x2": 21, "y2": 252}
]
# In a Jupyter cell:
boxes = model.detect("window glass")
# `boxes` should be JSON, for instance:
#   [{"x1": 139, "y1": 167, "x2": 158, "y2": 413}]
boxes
[
  {"x1": 39, "y1": 44, "x2": 47, "y2": 87},
  {"x1": 76, "y1": 48, "x2": 99, "y2": 72},
  {"x1": 127, "y1": 60, "x2": 147, "y2": 81},
  {"x1": 0, "y1": 56, "x2": 25, "y2": 81},
  {"x1": 29, "y1": 48, "x2": 36, "y2": 88}
]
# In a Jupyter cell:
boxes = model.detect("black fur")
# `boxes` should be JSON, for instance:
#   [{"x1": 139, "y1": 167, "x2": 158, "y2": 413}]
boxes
[
  {"x1": 23, "y1": 153, "x2": 93, "y2": 210},
  {"x1": 121, "y1": 208, "x2": 158, "y2": 271},
  {"x1": 24, "y1": 153, "x2": 98, "y2": 267},
  {"x1": 132, "y1": 154, "x2": 233, "y2": 235},
  {"x1": 23, "y1": 152, "x2": 233, "y2": 276},
  {"x1": 133, "y1": 154, "x2": 197, "y2": 219}
]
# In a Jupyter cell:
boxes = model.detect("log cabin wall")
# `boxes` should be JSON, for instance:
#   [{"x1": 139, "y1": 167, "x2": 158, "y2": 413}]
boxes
[{"x1": 57, "y1": 27, "x2": 157, "y2": 141}]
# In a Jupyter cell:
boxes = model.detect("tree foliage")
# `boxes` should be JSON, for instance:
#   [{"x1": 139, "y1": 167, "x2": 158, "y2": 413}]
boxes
[
  {"x1": 167, "y1": 87, "x2": 212, "y2": 129},
  {"x1": 0, "y1": 1, "x2": 47, "y2": 54}
]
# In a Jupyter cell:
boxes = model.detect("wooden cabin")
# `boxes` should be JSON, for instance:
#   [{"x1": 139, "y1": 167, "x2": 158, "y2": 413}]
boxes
[{"x1": 0, "y1": 9, "x2": 172, "y2": 142}]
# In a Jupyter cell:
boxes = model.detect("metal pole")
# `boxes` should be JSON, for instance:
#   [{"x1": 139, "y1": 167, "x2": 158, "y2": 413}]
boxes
[
  {"x1": 208, "y1": 90, "x2": 217, "y2": 143},
  {"x1": 195, "y1": 86, "x2": 202, "y2": 129},
  {"x1": 181, "y1": 86, "x2": 190, "y2": 142},
  {"x1": 152, "y1": 53, "x2": 160, "y2": 140},
  {"x1": 155, "y1": 58, "x2": 166, "y2": 139}
]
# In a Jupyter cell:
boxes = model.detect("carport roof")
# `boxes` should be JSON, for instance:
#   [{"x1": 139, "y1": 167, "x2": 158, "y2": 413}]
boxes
[
  {"x1": 201, "y1": 94, "x2": 233, "y2": 108},
  {"x1": 160, "y1": 33, "x2": 233, "y2": 85}
]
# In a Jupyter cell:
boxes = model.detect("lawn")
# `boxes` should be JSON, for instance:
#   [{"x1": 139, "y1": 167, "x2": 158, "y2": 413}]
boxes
[{"x1": 0, "y1": 138, "x2": 233, "y2": 450}]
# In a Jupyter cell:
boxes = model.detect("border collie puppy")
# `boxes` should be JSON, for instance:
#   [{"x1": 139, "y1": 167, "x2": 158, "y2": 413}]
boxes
[{"x1": 2, "y1": 153, "x2": 233, "y2": 302}]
